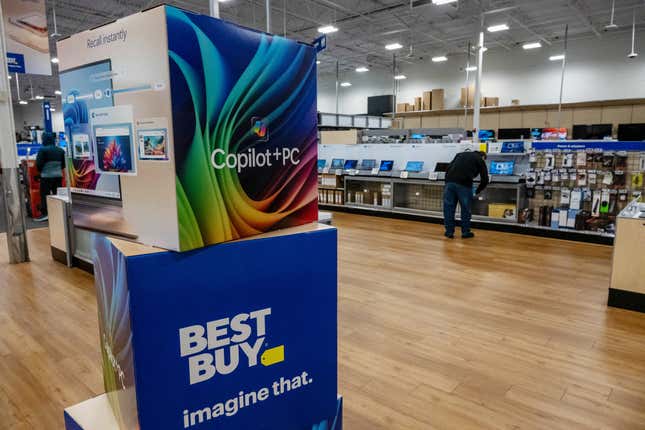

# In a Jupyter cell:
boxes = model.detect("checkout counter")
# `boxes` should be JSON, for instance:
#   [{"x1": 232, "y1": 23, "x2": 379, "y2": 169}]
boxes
[{"x1": 609, "y1": 198, "x2": 645, "y2": 313}]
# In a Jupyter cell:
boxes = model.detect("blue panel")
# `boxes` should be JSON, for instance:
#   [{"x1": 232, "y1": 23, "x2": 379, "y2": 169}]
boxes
[
  {"x1": 63, "y1": 411, "x2": 84, "y2": 430},
  {"x1": 127, "y1": 228, "x2": 338, "y2": 429},
  {"x1": 532, "y1": 141, "x2": 645, "y2": 151}
]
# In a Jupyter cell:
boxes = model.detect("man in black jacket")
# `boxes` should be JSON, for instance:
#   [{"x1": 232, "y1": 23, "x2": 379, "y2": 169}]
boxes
[
  {"x1": 35, "y1": 132, "x2": 66, "y2": 222},
  {"x1": 443, "y1": 150, "x2": 489, "y2": 239}
]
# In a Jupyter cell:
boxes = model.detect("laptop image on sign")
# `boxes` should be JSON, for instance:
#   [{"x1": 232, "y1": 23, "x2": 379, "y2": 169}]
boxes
[
  {"x1": 434, "y1": 162, "x2": 450, "y2": 172},
  {"x1": 405, "y1": 161, "x2": 424, "y2": 173}
]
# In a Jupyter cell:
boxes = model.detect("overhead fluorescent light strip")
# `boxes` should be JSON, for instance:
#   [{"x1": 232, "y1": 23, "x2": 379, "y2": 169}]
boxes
[
  {"x1": 355, "y1": 67, "x2": 369, "y2": 72},
  {"x1": 394, "y1": 75, "x2": 407, "y2": 80},
  {"x1": 487, "y1": 24, "x2": 509, "y2": 33},
  {"x1": 549, "y1": 54, "x2": 565, "y2": 61},
  {"x1": 318, "y1": 25, "x2": 338, "y2": 34},
  {"x1": 432, "y1": 56, "x2": 448, "y2": 62},
  {"x1": 523, "y1": 42, "x2": 542, "y2": 50},
  {"x1": 340, "y1": 82, "x2": 352, "y2": 87},
  {"x1": 432, "y1": 0, "x2": 458, "y2": 4},
  {"x1": 385, "y1": 43, "x2": 403, "y2": 50}
]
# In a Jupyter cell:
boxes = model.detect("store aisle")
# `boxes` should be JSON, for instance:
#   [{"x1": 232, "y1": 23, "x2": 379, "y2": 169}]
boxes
[
  {"x1": 1, "y1": 218, "x2": 645, "y2": 429},
  {"x1": 331, "y1": 212, "x2": 645, "y2": 430}
]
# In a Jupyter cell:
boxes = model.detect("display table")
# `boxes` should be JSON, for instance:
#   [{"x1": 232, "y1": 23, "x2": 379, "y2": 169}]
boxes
[{"x1": 608, "y1": 199, "x2": 645, "y2": 313}]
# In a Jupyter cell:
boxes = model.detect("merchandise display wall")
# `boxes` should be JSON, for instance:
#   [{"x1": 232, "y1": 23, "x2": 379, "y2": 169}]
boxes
[{"x1": 318, "y1": 141, "x2": 645, "y2": 241}]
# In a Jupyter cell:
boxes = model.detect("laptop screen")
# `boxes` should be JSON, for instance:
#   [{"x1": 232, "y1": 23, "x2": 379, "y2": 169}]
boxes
[
  {"x1": 379, "y1": 160, "x2": 394, "y2": 171},
  {"x1": 490, "y1": 161, "x2": 515, "y2": 175},
  {"x1": 317, "y1": 159, "x2": 326, "y2": 169},
  {"x1": 343, "y1": 160, "x2": 358, "y2": 170},
  {"x1": 331, "y1": 158, "x2": 344, "y2": 169},
  {"x1": 435, "y1": 162, "x2": 450, "y2": 172},
  {"x1": 360, "y1": 159, "x2": 376, "y2": 169},
  {"x1": 405, "y1": 161, "x2": 424, "y2": 173}
]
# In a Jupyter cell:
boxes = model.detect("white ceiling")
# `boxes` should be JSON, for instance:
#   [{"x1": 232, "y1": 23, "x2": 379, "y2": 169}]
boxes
[{"x1": 7, "y1": 0, "x2": 645, "y2": 108}]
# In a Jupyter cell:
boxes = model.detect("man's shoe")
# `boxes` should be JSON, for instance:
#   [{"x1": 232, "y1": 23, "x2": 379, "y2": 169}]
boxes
[
  {"x1": 444, "y1": 232, "x2": 455, "y2": 239},
  {"x1": 462, "y1": 231, "x2": 475, "y2": 239},
  {"x1": 34, "y1": 215, "x2": 48, "y2": 222}
]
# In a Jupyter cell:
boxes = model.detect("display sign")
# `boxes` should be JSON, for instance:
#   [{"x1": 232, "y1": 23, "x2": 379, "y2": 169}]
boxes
[
  {"x1": 42, "y1": 100, "x2": 52, "y2": 132},
  {"x1": 57, "y1": 5, "x2": 319, "y2": 251},
  {"x1": 532, "y1": 141, "x2": 645, "y2": 151},
  {"x1": 2, "y1": 0, "x2": 51, "y2": 75},
  {"x1": 90, "y1": 226, "x2": 339, "y2": 429}
]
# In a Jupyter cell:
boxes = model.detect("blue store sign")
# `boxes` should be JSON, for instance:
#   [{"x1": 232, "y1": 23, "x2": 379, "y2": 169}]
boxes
[{"x1": 7, "y1": 53, "x2": 26, "y2": 74}]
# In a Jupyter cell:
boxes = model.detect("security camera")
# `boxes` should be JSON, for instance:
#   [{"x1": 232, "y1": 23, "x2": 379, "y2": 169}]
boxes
[{"x1": 628, "y1": 52, "x2": 639, "y2": 59}]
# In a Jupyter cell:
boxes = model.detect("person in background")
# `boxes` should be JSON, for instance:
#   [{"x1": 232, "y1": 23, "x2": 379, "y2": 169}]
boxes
[
  {"x1": 35, "y1": 132, "x2": 65, "y2": 222},
  {"x1": 443, "y1": 150, "x2": 489, "y2": 239}
]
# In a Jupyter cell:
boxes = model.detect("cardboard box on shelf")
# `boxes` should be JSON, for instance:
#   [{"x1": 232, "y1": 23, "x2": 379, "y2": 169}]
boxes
[
  {"x1": 396, "y1": 103, "x2": 407, "y2": 113},
  {"x1": 406, "y1": 103, "x2": 414, "y2": 112},
  {"x1": 414, "y1": 97, "x2": 422, "y2": 111},
  {"x1": 320, "y1": 129, "x2": 359, "y2": 145},
  {"x1": 511, "y1": 99, "x2": 520, "y2": 106},
  {"x1": 422, "y1": 91, "x2": 432, "y2": 110},
  {"x1": 460, "y1": 85, "x2": 476, "y2": 107},
  {"x1": 431, "y1": 89, "x2": 445, "y2": 110},
  {"x1": 485, "y1": 97, "x2": 499, "y2": 107}
]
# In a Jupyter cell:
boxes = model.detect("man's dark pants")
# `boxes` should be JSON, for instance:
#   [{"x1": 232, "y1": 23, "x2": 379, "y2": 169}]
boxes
[
  {"x1": 39, "y1": 177, "x2": 62, "y2": 216},
  {"x1": 443, "y1": 182, "x2": 473, "y2": 236}
]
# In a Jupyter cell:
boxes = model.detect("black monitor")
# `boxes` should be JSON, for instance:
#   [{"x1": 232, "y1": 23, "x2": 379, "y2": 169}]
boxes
[
  {"x1": 434, "y1": 162, "x2": 450, "y2": 172},
  {"x1": 617, "y1": 123, "x2": 645, "y2": 141},
  {"x1": 367, "y1": 95, "x2": 394, "y2": 116},
  {"x1": 572, "y1": 124, "x2": 612, "y2": 140},
  {"x1": 498, "y1": 128, "x2": 531, "y2": 140}
]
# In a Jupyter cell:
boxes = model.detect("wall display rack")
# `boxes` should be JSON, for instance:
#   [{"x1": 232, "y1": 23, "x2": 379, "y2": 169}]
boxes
[{"x1": 317, "y1": 140, "x2": 645, "y2": 243}]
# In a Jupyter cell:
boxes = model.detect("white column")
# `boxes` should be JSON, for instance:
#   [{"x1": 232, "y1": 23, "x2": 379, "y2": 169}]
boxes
[
  {"x1": 265, "y1": 0, "x2": 271, "y2": 33},
  {"x1": 209, "y1": 0, "x2": 220, "y2": 18},
  {"x1": 473, "y1": 31, "x2": 484, "y2": 143},
  {"x1": 0, "y1": 0, "x2": 29, "y2": 263}
]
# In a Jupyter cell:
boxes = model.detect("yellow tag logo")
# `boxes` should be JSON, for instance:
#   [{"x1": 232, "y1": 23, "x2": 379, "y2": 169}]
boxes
[{"x1": 261, "y1": 345, "x2": 285, "y2": 366}]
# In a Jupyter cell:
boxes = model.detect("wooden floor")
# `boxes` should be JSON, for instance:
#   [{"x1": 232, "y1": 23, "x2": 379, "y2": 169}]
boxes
[{"x1": 1, "y1": 215, "x2": 645, "y2": 429}]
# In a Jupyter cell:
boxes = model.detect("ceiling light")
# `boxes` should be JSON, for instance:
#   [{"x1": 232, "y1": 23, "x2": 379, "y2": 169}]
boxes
[
  {"x1": 19, "y1": 100, "x2": 28, "y2": 105},
  {"x1": 465, "y1": 66, "x2": 477, "y2": 72},
  {"x1": 50, "y1": 108, "x2": 56, "y2": 112},
  {"x1": 432, "y1": 0, "x2": 458, "y2": 4},
  {"x1": 394, "y1": 74, "x2": 407, "y2": 80},
  {"x1": 35, "y1": 95, "x2": 44, "y2": 100},
  {"x1": 355, "y1": 67, "x2": 369, "y2": 72},
  {"x1": 523, "y1": 42, "x2": 542, "y2": 50},
  {"x1": 7, "y1": 75, "x2": 11, "y2": 80},
  {"x1": 385, "y1": 43, "x2": 403, "y2": 50},
  {"x1": 318, "y1": 25, "x2": 338, "y2": 34},
  {"x1": 340, "y1": 82, "x2": 352, "y2": 87},
  {"x1": 55, "y1": 90, "x2": 62, "y2": 95},
  {"x1": 51, "y1": 57, "x2": 59, "y2": 64},
  {"x1": 481, "y1": 46, "x2": 488, "y2": 52},
  {"x1": 316, "y1": 60, "x2": 321, "y2": 64},
  {"x1": 432, "y1": 56, "x2": 448, "y2": 62},
  {"x1": 549, "y1": 54, "x2": 565, "y2": 61},
  {"x1": 487, "y1": 24, "x2": 509, "y2": 33}
]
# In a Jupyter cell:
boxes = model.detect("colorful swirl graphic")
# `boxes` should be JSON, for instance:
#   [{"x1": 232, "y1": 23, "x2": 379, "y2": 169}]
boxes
[
  {"x1": 92, "y1": 235, "x2": 139, "y2": 430},
  {"x1": 63, "y1": 91, "x2": 100, "y2": 190},
  {"x1": 102, "y1": 140, "x2": 128, "y2": 171},
  {"x1": 166, "y1": 7, "x2": 318, "y2": 251}
]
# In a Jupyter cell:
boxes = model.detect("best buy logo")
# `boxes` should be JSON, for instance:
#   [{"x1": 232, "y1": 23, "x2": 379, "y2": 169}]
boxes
[{"x1": 179, "y1": 308, "x2": 284, "y2": 385}]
